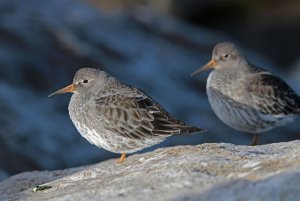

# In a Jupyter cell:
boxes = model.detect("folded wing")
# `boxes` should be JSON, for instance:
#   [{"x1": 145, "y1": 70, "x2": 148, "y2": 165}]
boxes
[
  {"x1": 95, "y1": 87, "x2": 203, "y2": 140},
  {"x1": 248, "y1": 72, "x2": 300, "y2": 115}
]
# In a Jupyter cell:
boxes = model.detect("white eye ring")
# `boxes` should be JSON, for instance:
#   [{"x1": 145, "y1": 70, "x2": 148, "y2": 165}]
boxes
[
  {"x1": 222, "y1": 54, "x2": 229, "y2": 59},
  {"x1": 82, "y1": 79, "x2": 88, "y2": 84}
]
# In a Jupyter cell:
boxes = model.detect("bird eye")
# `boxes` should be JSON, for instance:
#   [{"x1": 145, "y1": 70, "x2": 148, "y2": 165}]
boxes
[
  {"x1": 82, "y1": 79, "x2": 88, "y2": 84},
  {"x1": 222, "y1": 54, "x2": 229, "y2": 59}
]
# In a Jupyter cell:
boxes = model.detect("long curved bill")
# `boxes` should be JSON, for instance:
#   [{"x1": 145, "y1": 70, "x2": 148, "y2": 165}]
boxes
[
  {"x1": 191, "y1": 59, "x2": 217, "y2": 77},
  {"x1": 48, "y1": 84, "x2": 77, "y2": 97}
]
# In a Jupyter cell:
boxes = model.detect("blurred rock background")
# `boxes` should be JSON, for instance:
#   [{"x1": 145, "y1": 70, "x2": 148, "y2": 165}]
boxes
[{"x1": 0, "y1": 0, "x2": 299, "y2": 181}]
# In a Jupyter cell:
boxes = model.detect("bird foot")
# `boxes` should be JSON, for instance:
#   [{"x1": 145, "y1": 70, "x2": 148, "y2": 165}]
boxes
[{"x1": 117, "y1": 153, "x2": 126, "y2": 164}]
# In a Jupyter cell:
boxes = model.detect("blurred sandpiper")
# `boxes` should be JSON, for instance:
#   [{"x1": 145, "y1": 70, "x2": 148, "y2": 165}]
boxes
[
  {"x1": 49, "y1": 68, "x2": 204, "y2": 163},
  {"x1": 191, "y1": 42, "x2": 300, "y2": 145}
]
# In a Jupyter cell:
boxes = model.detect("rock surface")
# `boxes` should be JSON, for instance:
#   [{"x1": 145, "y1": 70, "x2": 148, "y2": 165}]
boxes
[{"x1": 1, "y1": 140, "x2": 299, "y2": 201}]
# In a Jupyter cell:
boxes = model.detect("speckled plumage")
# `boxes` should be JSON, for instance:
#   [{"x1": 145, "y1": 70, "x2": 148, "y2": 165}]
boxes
[
  {"x1": 50, "y1": 68, "x2": 204, "y2": 162},
  {"x1": 192, "y1": 42, "x2": 300, "y2": 144}
]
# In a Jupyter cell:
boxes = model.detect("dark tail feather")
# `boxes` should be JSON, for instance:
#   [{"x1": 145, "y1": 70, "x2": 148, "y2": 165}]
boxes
[
  {"x1": 178, "y1": 124, "x2": 206, "y2": 135},
  {"x1": 169, "y1": 118, "x2": 206, "y2": 135}
]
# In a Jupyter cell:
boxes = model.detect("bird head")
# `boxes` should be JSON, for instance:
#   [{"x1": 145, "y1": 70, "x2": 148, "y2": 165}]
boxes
[
  {"x1": 48, "y1": 68, "x2": 106, "y2": 97},
  {"x1": 191, "y1": 42, "x2": 247, "y2": 77}
]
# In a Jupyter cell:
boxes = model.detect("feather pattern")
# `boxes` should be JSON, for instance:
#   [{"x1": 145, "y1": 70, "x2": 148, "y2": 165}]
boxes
[
  {"x1": 198, "y1": 42, "x2": 300, "y2": 137},
  {"x1": 248, "y1": 71, "x2": 300, "y2": 115},
  {"x1": 65, "y1": 68, "x2": 203, "y2": 154},
  {"x1": 95, "y1": 83, "x2": 203, "y2": 140}
]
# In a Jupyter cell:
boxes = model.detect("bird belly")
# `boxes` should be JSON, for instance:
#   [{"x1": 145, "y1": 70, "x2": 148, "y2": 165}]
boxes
[
  {"x1": 69, "y1": 105, "x2": 165, "y2": 154},
  {"x1": 72, "y1": 120, "x2": 111, "y2": 150},
  {"x1": 207, "y1": 87, "x2": 297, "y2": 133}
]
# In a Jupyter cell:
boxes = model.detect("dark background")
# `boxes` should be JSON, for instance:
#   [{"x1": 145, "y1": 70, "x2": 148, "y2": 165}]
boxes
[{"x1": 0, "y1": 0, "x2": 299, "y2": 181}]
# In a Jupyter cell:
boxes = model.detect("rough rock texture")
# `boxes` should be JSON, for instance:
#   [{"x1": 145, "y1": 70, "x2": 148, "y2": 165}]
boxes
[{"x1": 1, "y1": 140, "x2": 299, "y2": 201}]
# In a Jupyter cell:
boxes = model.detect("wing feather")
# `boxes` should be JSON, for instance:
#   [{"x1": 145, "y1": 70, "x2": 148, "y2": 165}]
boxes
[
  {"x1": 95, "y1": 86, "x2": 203, "y2": 140},
  {"x1": 248, "y1": 72, "x2": 300, "y2": 115}
]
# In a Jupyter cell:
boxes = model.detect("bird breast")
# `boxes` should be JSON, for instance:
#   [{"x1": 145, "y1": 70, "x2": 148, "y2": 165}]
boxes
[{"x1": 207, "y1": 70, "x2": 249, "y2": 102}]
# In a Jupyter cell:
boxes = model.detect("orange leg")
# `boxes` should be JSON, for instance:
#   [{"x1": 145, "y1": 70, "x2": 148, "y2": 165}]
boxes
[{"x1": 117, "y1": 153, "x2": 126, "y2": 164}]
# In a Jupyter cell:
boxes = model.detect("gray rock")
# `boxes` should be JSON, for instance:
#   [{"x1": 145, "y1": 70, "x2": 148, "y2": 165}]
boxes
[{"x1": 0, "y1": 140, "x2": 299, "y2": 201}]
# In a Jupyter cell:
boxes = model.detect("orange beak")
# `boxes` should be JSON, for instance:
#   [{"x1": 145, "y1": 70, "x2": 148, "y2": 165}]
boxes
[
  {"x1": 48, "y1": 84, "x2": 77, "y2": 97},
  {"x1": 191, "y1": 59, "x2": 218, "y2": 77}
]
